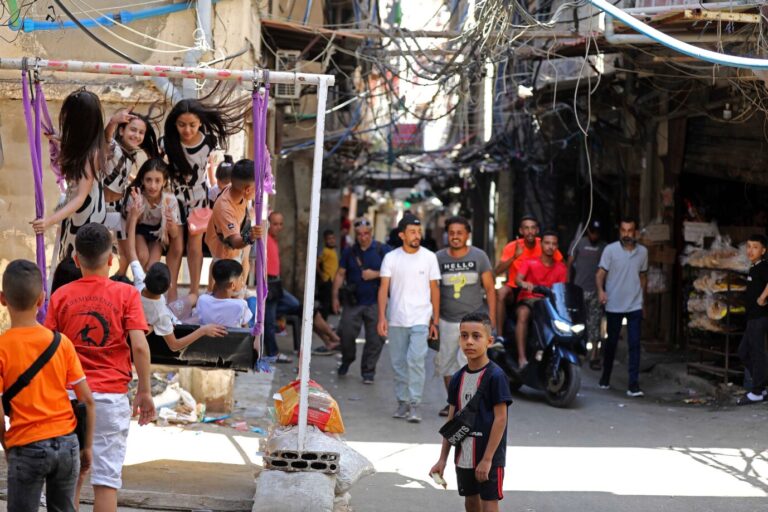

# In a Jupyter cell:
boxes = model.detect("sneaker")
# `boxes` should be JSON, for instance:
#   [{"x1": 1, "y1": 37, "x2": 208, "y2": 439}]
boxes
[
  {"x1": 392, "y1": 401, "x2": 410, "y2": 419},
  {"x1": 337, "y1": 362, "x2": 350, "y2": 377},
  {"x1": 407, "y1": 404, "x2": 422, "y2": 423},
  {"x1": 737, "y1": 392, "x2": 765, "y2": 406},
  {"x1": 275, "y1": 353, "x2": 293, "y2": 364},
  {"x1": 598, "y1": 375, "x2": 610, "y2": 389},
  {"x1": 312, "y1": 346, "x2": 340, "y2": 356},
  {"x1": 362, "y1": 374, "x2": 374, "y2": 385},
  {"x1": 626, "y1": 386, "x2": 645, "y2": 398},
  {"x1": 438, "y1": 405, "x2": 450, "y2": 417}
]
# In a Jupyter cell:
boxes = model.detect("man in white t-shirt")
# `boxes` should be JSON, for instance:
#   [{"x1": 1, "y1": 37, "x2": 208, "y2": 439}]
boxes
[{"x1": 378, "y1": 214, "x2": 441, "y2": 423}]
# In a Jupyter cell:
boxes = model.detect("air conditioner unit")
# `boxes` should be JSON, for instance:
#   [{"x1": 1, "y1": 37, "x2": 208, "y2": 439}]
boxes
[{"x1": 275, "y1": 49, "x2": 301, "y2": 100}]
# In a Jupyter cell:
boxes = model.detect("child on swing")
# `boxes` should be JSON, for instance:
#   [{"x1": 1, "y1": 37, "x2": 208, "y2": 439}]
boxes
[
  {"x1": 103, "y1": 108, "x2": 169, "y2": 276},
  {"x1": 31, "y1": 89, "x2": 107, "y2": 262},
  {"x1": 121, "y1": 158, "x2": 183, "y2": 271},
  {"x1": 162, "y1": 98, "x2": 243, "y2": 301}
]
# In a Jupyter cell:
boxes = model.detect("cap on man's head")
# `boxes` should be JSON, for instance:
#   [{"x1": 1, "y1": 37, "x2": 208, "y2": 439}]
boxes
[
  {"x1": 588, "y1": 220, "x2": 601, "y2": 232},
  {"x1": 397, "y1": 214, "x2": 422, "y2": 233}
]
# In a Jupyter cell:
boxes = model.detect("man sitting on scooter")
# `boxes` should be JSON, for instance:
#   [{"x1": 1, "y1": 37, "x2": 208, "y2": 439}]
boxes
[{"x1": 514, "y1": 231, "x2": 567, "y2": 369}]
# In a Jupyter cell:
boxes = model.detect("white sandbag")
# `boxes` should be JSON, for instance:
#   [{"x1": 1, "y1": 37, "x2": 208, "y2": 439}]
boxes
[
  {"x1": 267, "y1": 426, "x2": 375, "y2": 495},
  {"x1": 252, "y1": 470, "x2": 335, "y2": 512},
  {"x1": 152, "y1": 383, "x2": 181, "y2": 410},
  {"x1": 333, "y1": 492, "x2": 352, "y2": 512}
]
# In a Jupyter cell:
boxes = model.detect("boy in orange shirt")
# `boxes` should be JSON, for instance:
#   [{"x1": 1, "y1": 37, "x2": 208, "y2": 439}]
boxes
[
  {"x1": 46, "y1": 223, "x2": 155, "y2": 512},
  {"x1": 0, "y1": 259, "x2": 95, "y2": 512}
]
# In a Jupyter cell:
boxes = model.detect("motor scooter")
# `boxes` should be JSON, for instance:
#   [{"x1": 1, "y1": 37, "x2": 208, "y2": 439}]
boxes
[{"x1": 490, "y1": 282, "x2": 587, "y2": 408}]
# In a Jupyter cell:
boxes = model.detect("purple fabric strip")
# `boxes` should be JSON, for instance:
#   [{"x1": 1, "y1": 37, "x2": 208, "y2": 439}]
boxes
[
  {"x1": 22, "y1": 71, "x2": 48, "y2": 322},
  {"x1": 34, "y1": 81, "x2": 65, "y2": 194},
  {"x1": 251, "y1": 84, "x2": 271, "y2": 337}
]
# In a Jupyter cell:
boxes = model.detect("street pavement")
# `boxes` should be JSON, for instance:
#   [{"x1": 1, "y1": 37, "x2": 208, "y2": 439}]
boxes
[{"x1": 301, "y1": 338, "x2": 768, "y2": 512}]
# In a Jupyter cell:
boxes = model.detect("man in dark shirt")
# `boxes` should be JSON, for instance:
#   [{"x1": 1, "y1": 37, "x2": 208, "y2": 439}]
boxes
[
  {"x1": 332, "y1": 218, "x2": 390, "y2": 383},
  {"x1": 737, "y1": 234, "x2": 768, "y2": 405}
]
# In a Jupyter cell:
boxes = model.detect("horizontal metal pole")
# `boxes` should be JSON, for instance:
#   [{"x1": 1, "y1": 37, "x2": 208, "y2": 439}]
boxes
[{"x1": 0, "y1": 57, "x2": 336, "y2": 86}]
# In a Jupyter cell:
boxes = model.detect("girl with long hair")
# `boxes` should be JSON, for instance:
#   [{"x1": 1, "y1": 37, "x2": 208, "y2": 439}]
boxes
[
  {"x1": 31, "y1": 88, "x2": 107, "y2": 262},
  {"x1": 162, "y1": 97, "x2": 243, "y2": 300},
  {"x1": 103, "y1": 108, "x2": 162, "y2": 275},
  {"x1": 122, "y1": 158, "x2": 182, "y2": 270}
]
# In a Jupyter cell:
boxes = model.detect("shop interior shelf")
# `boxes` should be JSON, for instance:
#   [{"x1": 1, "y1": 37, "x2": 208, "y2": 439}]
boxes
[
  {"x1": 687, "y1": 344, "x2": 739, "y2": 358},
  {"x1": 687, "y1": 361, "x2": 743, "y2": 379}
]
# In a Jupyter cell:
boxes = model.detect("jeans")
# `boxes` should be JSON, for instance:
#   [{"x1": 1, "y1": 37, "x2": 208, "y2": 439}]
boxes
[
  {"x1": 339, "y1": 303, "x2": 385, "y2": 378},
  {"x1": 264, "y1": 290, "x2": 302, "y2": 356},
  {"x1": 602, "y1": 310, "x2": 642, "y2": 388},
  {"x1": 738, "y1": 317, "x2": 768, "y2": 394},
  {"x1": 388, "y1": 325, "x2": 429, "y2": 404},
  {"x1": 7, "y1": 433, "x2": 80, "y2": 512}
]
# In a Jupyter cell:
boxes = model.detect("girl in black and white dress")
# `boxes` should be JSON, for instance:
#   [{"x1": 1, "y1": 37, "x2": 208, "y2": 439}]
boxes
[
  {"x1": 32, "y1": 89, "x2": 107, "y2": 263},
  {"x1": 162, "y1": 98, "x2": 242, "y2": 300},
  {"x1": 103, "y1": 109, "x2": 161, "y2": 275}
]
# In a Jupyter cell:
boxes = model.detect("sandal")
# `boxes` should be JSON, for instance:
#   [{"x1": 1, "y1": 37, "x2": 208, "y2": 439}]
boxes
[{"x1": 275, "y1": 353, "x2": 293, "y2": 364}]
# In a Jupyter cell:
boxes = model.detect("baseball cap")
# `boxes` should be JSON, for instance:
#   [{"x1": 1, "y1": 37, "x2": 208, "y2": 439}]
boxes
[
  {"x1": 397, "y1": 214, "x2": 422, "y2": 233},
  {"x1": 588, "y1": 220, "x2": 601, "y2": 231}
]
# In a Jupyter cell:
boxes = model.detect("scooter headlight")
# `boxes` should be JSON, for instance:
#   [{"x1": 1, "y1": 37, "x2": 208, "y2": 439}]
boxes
[
  {"x1": 571, "y1": 324, "x2": 585, "y2": 334},
  {"x1": 553, "y1": 319, "x2": 571, "y2": 334}
]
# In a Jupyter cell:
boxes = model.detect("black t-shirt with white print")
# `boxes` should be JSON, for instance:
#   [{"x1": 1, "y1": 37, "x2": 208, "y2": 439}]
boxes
[{"x1": 448, "y1": 360, "x2": 512, "y2": 469}]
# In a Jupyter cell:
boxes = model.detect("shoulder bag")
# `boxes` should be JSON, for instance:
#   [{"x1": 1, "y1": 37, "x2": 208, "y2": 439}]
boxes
[{"x1": 439, "y1": 368, "x2": 492, "y2": 446}]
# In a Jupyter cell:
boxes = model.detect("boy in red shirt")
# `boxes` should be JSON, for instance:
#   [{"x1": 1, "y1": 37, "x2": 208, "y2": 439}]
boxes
[
  {"x1": 46, "y1": 223, "x2": 155, "y2": 512},
  {"x1": 0, "y1": 259, "x2": 95, "y2": 512},
  {"x1": 494, "y1": 216, "x2": 563, "y2": 336},
  {"x1": 513, "y1": 231, "x2": 567, "y2": 368}
]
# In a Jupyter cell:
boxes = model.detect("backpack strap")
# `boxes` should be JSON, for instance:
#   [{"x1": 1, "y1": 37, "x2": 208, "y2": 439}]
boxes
[{"x1": 2, "y1": 331, "x2": 61, "y2": 413}]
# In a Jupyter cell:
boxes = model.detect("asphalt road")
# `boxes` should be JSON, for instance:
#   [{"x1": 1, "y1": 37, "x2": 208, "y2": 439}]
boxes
[{"x1": 304, "y1": 340, "x2": 768, "y2": 512}]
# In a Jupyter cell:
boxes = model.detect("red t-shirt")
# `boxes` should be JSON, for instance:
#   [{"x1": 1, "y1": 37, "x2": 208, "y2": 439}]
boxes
[
  {"x1": 45, "y1": 276, "x2": 148, "y2": 394},
  {"x1": 500, "y1": 238, "x2": 563, "y2": 288},
  {"x1": 516, "y1": 258, "x2": 567, "y2": 301},
  {"x1": 267, "y1": 234, "x2": 281, "y2": 277}
]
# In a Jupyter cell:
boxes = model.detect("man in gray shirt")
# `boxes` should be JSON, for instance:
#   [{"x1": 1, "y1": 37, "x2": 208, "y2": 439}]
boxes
[
  {"x1": 567, "y1": 220, "x2": 606, "y2": 370},
  {"x1": 596, "y1": 217, "x2": 648, "y2": 397},
  {"x1": 435, "y1": 216, "x2": 496, "y2": 416}
]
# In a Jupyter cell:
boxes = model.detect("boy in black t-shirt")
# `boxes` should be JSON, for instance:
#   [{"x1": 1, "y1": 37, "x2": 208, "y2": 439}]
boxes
[
  {"x1": 738, "y1": 234, "x2": 768, "y2": 405},
  {"x1": 430, "y1": 312, "x2": 512, "y2": 511}
]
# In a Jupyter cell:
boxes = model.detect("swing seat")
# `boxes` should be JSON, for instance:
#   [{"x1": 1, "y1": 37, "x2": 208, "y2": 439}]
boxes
[{"x1": 147, "y1": 325, "x2": 255, "y2": 371}]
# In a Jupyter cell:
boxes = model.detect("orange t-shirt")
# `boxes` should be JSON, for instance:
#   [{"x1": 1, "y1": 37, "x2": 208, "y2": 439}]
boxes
[
  {"x1": 205, "y1": 186, "x2": 248, "y2": 260},
  {"x1": 45, "y1": 276, "x2": 148, "y2": 394},
  {"x1": 500, "y1": 237, "x2": 564, "y2": 288},
  {"x1": 267, "y1": 234, "x2": 281, "y2": 277},
  {"x1": 0, "y1": 325, "x2": 85, "y2": 449}
]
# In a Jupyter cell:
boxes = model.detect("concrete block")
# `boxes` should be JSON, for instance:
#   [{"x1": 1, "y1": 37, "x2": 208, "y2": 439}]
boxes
[{"x1": 178, "y1": 367, "x2": 235, "y2": 413}]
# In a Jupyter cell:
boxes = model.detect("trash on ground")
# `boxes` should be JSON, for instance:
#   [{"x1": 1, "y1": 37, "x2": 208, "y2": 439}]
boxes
[{"x1": 274, "y1": 379, "x2": 345, "y2": 433}]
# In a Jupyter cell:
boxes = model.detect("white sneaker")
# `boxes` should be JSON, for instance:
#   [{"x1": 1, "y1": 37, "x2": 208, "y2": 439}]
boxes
[
  {"x1": 407, "y1": 404, "x2": 422, "y2": 423},
  {"x1": 392, "y1": 401, "x2": 410, "y2": 419}
]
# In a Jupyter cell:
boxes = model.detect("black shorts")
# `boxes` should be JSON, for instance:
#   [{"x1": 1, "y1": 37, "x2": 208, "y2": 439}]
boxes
[{"x1": 456, "y1": 466, "x2": 504, "y2": 501}]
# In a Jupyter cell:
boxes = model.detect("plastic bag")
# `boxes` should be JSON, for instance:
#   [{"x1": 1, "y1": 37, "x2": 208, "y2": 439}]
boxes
[
  {"x1": 267, "y1": 425, "x2": 375, "y2": 495},
  {"x1": 274, "y1": 380, "x2": 345, "y2": 434}
]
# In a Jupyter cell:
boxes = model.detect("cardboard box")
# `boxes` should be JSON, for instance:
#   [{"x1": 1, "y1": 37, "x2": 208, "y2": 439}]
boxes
[
  {"x1": 683, "y1": 222, "x2": 719, "y2": 243},
  {"x1": 643, "y1": 224, "x2": 671, "y2": 243}
]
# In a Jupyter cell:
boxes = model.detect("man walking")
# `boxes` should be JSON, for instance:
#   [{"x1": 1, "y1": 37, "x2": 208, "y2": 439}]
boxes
[
  {"x1": 378, "y1": 214, "x2": 441, "y2": 423},
  {"x1": 317, "y1": 229, "x2": 338, "y2": 320},
  {"x1": 567, "y1": 220, "x2": 606, "y2": 370},
  {"x1": 332, "y1": 218, "x2": 390, "y2": 383},
  {"x1": 596, "y1": 218, "x2": 648, "y2": 397},
  {"x1": 435, "y1": 216, "x2": 496, "y2": 416}
]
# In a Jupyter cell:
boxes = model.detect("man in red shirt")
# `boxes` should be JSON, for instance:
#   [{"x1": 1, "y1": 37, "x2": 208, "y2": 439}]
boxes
[
  {"x1": 494, "y1": 216, "x2": 563, "y2": 336},
  {"x1": 264, "y1": 211, "x2": 299, "y2": 363},
  {"x1": 514, "y1": 231, "x2": 567, "y2": 368}
]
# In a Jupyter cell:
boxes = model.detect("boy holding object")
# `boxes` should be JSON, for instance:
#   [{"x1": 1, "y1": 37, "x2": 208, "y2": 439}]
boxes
[
  {"x1": 430, "y1": 312, "x2": 512, "y2": 512},
  {"x1": 0, "y1": 260, "x2": 96, "y2": 512}
]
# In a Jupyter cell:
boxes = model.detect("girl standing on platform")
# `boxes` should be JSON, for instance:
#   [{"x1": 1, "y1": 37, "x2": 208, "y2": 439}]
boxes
[
  {"x1": 32, "y1": 88, "x2": 107, "y2": 262},
  {"x1": 103, "y1": 108, "x2": 163, "y2": 275},
  {"x1": 121, "y1": 158, "x2": 182, "y2": 270},
  {"x1": 162, "y1": 98, "x2": 241, "y2": 301}
]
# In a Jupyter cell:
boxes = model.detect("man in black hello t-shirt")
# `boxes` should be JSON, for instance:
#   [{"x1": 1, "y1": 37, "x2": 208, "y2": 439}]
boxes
[{"x1": 738, "y1": 234, "x2": 768, "y2": 405}]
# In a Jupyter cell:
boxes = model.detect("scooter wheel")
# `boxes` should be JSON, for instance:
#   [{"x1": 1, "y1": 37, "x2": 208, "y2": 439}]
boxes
[{"x1": 544, "y1": 362, "x2": 581, "y2": 408}]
